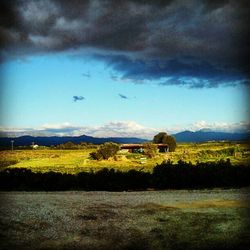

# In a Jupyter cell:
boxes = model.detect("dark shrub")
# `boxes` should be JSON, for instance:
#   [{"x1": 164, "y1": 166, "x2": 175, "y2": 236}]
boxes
[{"x1": 90, "y1": 143, "x2": 120, "y2": 160}]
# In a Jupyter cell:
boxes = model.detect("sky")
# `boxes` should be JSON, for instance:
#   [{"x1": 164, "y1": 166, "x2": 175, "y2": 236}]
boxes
[{"x1": 0, "y1": 0, "x2": 249, "y2": 138}]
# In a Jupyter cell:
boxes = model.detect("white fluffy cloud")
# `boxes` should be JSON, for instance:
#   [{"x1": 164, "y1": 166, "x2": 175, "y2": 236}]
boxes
[
  {"x1": 189, "y1": 120, "x2": 250, "y2": 133},
  {"x1": 1, "y1": 120, "x2": 249, "y2": 138},
  {"x1": 0, "y1": 121, "x2": 159, "y2": 138},
  {"x1": 167, "y1": 121, "x2": 250, "y2": 133},
  {"x1": 84, "y1": 121, "x2": 158, "y2": 138}
]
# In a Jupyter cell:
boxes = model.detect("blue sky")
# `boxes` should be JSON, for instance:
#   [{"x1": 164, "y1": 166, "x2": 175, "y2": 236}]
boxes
[
  {"x1": 0, "y1": 0, "x2": 249, "y2": 138},
  {"x1": 1, "y1": 53, "x2": 248, "y2": 137}
]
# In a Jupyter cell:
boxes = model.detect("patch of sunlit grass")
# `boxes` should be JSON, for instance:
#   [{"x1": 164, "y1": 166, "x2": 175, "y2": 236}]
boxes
[{"x1": 0, "y1": 141, "x2": 249, "y2": 174}]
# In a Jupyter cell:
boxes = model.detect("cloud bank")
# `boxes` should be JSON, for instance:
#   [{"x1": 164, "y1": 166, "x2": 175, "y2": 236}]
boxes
[
  {"x1": 187, "y1": 120, "x2": 250, "y2": 133},
  {"x1": 0, "y1": 120, "x2": 249, "y2": 138},
  {"x1": 1, "y1": 0, "x2": 249, "y2": 88},
  {"x1": 0, "y1": 121, "x2": 158, "y2": 138}
]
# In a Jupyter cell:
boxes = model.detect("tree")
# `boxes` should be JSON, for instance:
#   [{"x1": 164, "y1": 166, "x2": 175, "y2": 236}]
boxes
[
  {"x1": 153, "y1": 132, "x2": 166, "y2": 143},
  {"x1": 143, "y1": 143, "x2": 158, "y2": 158},
  {"x1": 153, "y1": 132, "x2": 177, "y2": 152},
  {"x1": 57, "y1": 141, "x2": 76, "y2": 149},
  {"x1": 64, "y1": 141, "x2": 76, "y2": 149},
  {"x1": 90, "y1": 142, "x2": 120, "y2": 160}
]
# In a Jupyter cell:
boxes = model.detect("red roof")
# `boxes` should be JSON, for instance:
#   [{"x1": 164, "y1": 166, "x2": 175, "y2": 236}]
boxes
[{"x1": 120, "y1": 143, "x2": 168, "y2": 149}]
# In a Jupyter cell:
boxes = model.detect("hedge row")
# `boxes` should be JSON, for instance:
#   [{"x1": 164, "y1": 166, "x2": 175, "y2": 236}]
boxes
[{"x1": 0, "y1": 160, "x2": 249, "y2": 191}]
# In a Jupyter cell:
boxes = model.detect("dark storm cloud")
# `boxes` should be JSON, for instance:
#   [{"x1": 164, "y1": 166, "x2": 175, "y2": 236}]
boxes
[
  {"x1": 118, "y1": 93, "x2": 129, "y2": 99},
  {"x1": 73, "y1": 96, "x2": 85, "y2": 102},
  {"x1": 203, "y1": 0, "x2": 230, "y2": 12},
  {"x1": 1, "y1": 0, "x2": 249, "y2": 87},
  {"x1": 99, "y1": 54, "x2": 249, "y2": 88}
]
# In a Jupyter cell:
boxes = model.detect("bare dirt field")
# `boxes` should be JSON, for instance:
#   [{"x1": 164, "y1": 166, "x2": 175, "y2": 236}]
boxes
[{"x1": 0, "y1": 189, "x2": 250, "y2": 250}]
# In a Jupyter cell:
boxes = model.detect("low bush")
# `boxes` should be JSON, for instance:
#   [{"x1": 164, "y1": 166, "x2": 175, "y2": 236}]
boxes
[
  {"x1": 0, "y1": 160, "x2": 19, "y2": 168},
  {"x1": 90, "y1": 143, "x2": 120, "y2": 160},
  {"x1": 143, "y1": 143, "x2": 158, "y2": 158}
]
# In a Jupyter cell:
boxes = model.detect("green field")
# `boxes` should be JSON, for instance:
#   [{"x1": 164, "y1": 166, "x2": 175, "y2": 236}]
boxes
[
  {"x1": 0, "y1": 189, "x2": 249, "y2": 250},
  {"x1": 0, "y1": 141, "x2": 249, "y2": 174}
]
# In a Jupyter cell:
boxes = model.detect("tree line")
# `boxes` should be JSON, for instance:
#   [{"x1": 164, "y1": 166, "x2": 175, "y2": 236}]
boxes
[{"x1": 0, "y1": 159, "x2": 249, "y2": 191}]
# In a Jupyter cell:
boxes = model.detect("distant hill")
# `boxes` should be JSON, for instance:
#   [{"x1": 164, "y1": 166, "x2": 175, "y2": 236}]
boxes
[
  {"x1": 0, "y1": 130, "x2": 249, "y2": 148},
  {"x1": 0, "y1": 134, "x2": 148, "y2": 148},
  {"x1": 173, "y1": 130, "x2": 250, "y2": 142}
]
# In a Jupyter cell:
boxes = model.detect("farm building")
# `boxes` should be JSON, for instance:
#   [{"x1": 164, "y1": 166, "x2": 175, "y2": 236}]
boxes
[
  {"x1": 120, "y1": 144, "x2": 169, "y2": 153},
  {"x1": 31, "y1": 144, "x2": 39, "y2": 149}
]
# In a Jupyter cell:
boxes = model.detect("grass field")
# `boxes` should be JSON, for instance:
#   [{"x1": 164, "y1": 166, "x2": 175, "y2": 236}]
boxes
[
  {"x1": 1, "y1": 143, "x2": 249, "y2": 249},
  {"x1": 0, "y1": 141, "x2": 249, "y2": 174},
  {"x1": 0, "y1": 188, "x2": 249, "y2": 250}
]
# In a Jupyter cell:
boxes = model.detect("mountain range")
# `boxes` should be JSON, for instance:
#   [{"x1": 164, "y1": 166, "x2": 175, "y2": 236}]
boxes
[
  {"x1": 0, "y1": 130, "x2": 249, "y2": 148},
  {"x1": 173, "y1": 130, "x2": 249, "y2": 143},
  {"x1": 0, "y1": 134, "x2": 148, "y2": 148}
]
